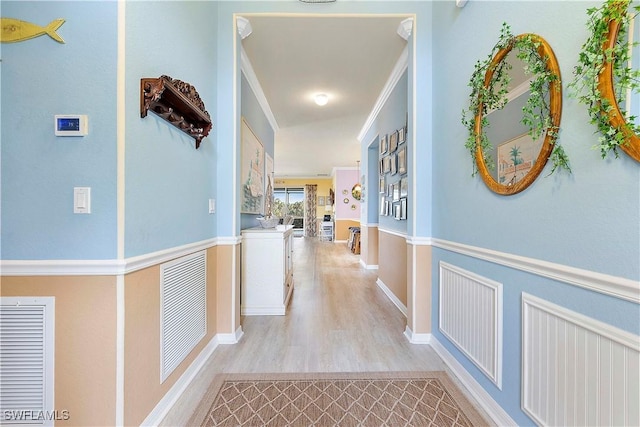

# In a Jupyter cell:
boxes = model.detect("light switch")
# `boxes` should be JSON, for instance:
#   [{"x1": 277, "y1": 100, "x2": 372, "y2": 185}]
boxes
[
  {"x1": 74, "y1": 187, "x2": 91, "y2": 214},
  {"x1": 208, "y1": 198, "x2": 215, "y2": 214}
]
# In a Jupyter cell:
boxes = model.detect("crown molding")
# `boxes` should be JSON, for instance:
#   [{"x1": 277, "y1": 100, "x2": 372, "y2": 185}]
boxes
[
  {"x1": 396, "y1": 17, "x2": 413, "y2": 41},
  {"x1": 236, "y1": 16, "x2": 252, "y2": 40},
  {"x1": 358, "y1": 45, "x2": 408, "y2": 142},
  {"x1": 240, "y1": 46, "x2": 279, "y2": 132}
]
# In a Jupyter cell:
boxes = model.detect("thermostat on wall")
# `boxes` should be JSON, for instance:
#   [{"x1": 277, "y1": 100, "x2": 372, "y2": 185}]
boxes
[{"x1": 55, "y1": 115, "x2": 88, "y2": 136}]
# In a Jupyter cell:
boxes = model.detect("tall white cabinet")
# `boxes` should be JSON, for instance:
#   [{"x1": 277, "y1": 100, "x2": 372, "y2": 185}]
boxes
[{"x1": 241, "y1": 225, "x2": 294, "y2": 315}]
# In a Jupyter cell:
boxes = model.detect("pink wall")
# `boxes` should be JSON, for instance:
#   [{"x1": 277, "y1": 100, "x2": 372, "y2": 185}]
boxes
[{"x1": 335, "y1": 169, "x2": 361, "y2": 219}]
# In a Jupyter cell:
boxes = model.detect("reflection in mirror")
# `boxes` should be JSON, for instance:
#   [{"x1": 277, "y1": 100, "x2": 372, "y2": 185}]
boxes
[{"x1": 485, "y1": 51, "x2": 547, "y2": 185}]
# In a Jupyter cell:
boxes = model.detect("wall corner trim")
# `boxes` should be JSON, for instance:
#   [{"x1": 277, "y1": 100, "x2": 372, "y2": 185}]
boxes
[
  {"x1": 406, "y1": 236, "x2": 432, "y2": 246},
  {"x1": 429, "y1": 336, "x2": 517, "y2": 427},
  {"x1": 359, "y1": 259, "x2": 378, "y2": 270},
  {"x1": 403, "y1": 326, "x2": 431, "y2": 344}
]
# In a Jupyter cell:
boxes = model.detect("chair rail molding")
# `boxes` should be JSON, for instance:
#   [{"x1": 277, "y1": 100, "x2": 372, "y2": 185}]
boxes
[
  {"x1": 0, "y1": 237, "x2": 245, "y2": 276},
  {"x1": 432, "y1": 238, "x2": 639, "y2": 303}
]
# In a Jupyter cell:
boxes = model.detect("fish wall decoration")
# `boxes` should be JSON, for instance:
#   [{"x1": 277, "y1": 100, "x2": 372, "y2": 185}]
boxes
[{"x1": 1, "y1": 18, "x2": 65, "y2": 43}]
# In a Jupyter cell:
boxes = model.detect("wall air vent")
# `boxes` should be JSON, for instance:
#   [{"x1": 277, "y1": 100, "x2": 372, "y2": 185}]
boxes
[
  {"x1": 0, "y1": 297, "x2": 55, "y2": 426},
  {"x1": 160, "y1": 251, "x2": 206, "y2": 383}
]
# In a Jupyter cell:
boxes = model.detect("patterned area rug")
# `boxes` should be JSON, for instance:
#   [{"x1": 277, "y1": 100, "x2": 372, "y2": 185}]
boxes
[{"x1": 189, "y1": 372, "x2": 489, "y2": 426}]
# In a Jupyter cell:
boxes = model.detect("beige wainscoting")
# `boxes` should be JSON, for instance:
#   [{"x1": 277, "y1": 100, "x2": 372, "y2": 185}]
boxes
[
  {"x1": 0, "y1": 243, "x2": 240, "y2": 426},
  {"x1": 124, "y1": 246, "x2": 221, "y2": 425},
  {"x1": 378, "y1": 230, "x2": 408, "y2": 308},
  {"x1": 360, "y1": 224, "x2": 379, "y2": 268},
  {"x1": 407, "y1": 242, "x2": 432, "y2": 336},
  {"x1": 216, "y1": 243, "x2": 241, "y2": 335},
  {"x1": 1, "y1": 276, "x2": 118, "y2": 426}
]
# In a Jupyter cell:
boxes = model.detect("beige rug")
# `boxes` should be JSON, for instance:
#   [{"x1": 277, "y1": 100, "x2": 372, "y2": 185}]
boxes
[{"x1": 189, "y1": 372, "x2": 489, "y2": 426}]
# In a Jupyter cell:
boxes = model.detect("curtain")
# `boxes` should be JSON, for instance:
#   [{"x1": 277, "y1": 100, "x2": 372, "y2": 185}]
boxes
[{"x1": 305, "y1": 184, "x2": 318, "y2": 237}]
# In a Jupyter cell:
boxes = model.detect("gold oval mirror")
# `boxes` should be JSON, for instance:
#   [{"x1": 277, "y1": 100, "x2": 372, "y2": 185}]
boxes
[
  {"x1": 597, "y1": 5, "x2": 640, "y2": 162},
  {"x1": 351, "y1": 184, "x2": 362, "y2": 201},
  {"x1": 474, "y1": 34, "x2": 562, "y2": 195}
]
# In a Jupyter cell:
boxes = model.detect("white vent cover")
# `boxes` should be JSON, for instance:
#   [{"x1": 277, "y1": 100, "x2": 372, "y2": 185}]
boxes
[
  {"x1": 160, "y1": 251, "x2": 206, "y2": 383},
  {"x1": 439, "y1": 262, "x2": 503, "y2": 388},
  {"x1": 0, "y1": 297, "x2": 55, "y2": 426}
]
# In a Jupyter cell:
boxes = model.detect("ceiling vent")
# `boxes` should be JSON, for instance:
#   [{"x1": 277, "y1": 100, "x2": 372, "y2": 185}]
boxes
[{"x1": 298, "y1": 0, "x2": 336, "y2": 3}]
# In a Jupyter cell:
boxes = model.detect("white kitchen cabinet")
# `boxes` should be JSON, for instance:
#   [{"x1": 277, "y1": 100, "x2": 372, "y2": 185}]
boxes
[{"x1": 241, "y1": 225, "x2": 294, "y2": 315}]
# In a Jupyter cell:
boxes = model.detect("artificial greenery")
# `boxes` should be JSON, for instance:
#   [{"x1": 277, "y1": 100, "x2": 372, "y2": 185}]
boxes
[
  {"x1": 461, "y1": 23, "x2": 570, "y2": 177},
  {"x1": 570, "y1": 0, "x2": 640, "y2": 159}
]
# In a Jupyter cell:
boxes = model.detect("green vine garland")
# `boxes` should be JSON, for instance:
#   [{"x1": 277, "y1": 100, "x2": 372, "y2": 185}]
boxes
[
  {"x1": 461, "y1": 23, "x2": 570, "y2": 177},
  {"x1": 570, "y1": 0, "x2": 640, "y2": 159}
]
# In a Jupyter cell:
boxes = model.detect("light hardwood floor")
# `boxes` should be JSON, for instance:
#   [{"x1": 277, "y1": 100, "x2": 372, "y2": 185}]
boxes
[{"x1": 160, "y1": 237, "x2": 474, "y2": 426}]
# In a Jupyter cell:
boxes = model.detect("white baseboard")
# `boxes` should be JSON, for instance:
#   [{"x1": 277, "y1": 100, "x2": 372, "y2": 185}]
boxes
[
  {"x1": 429, "y1": 336, "x2": 517, "y2": 427},
  {"x1": 403, "y1": 326, "x2": 431, "y2": 344},
  {"x1": 376, "y1": 278, "x2": 408, "y2": 317},
  {"x1": 241, "y1": 306, "x2": 286, "y2": 316},
  {"x1": 141, "y1": 326, "x2": 244, "y2": 426},
  {"x1": 218, "y1": 326, "x2": 244, "y2": 344},
  {"x1": 359, "y1": 259, "x2": 378, "y2": 270},
  {"x1": 140, "y1": 334, "x2": 220, "y2": 426}
]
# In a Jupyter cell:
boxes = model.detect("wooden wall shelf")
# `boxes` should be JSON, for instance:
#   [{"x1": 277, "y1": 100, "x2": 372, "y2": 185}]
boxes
[{"x1": 140, "y1": 75, "x2": 212, "y2": 148}]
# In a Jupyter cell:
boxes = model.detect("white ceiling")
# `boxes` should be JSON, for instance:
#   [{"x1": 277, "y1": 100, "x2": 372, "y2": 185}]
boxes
[{"x1": 241, "y1": 15, "x2": 408, "y2": 178}]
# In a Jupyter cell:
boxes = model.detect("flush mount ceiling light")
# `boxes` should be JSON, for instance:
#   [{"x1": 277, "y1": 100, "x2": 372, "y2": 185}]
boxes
[
  {"x1": 299, "y1": 0, "x2": 336, "y2": 3},
  {"x1": 314, "y1": 93, "x2": 329, "y2": 106}
]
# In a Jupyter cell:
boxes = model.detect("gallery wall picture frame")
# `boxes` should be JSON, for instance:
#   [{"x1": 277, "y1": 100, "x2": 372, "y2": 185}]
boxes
[
  {"x1": 400, "y1": 197, "x2": 407, "y2": 220},
  {"x1": 394, "y1": 203, "x2": 401, "y2": 220},
  {"x1": 379, "y1": 176, "x2": 385, "y2": 193},
  {"x1": 387, "y1": 184, "x2": 393, "y2": 197},
  {"x1": 398, "y1": 126, "x2": 406, "y2": 144},
  {"x1": 380, "y1": 134, "x2": 388, "y2": 155},
  {"x1": 392, "y1": 182, "x2": 400, "y2": 201},
  {"x1": 380, "y1": 195, "x2": 386, "y2": 215},
  {"x1": 389, "y1": 130, "x2": 398, "y2": 153},
  {"x1": 400, "y1": 176, "x2": 408, "y2": 198},
  {"x1": 383, "y1": 156, "x2": 391, "y2": 173},
  {"x1": 397, "y1": 146, "x2": 407, "y2": 175},
  {"x1": 390, "y1": 153, "x2": 397, "y2": 175},
  {"x1": 385, "y1": 200, "x2": 391, "y2": 216},
  {"x1": 318, "y1": 196, "x2": 325, "y2": 206}
]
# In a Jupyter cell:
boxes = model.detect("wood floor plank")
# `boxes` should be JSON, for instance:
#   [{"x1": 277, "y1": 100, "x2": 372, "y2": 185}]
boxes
[{"x1": 160, "y1": 237, "x2": 449, "y2": 426}]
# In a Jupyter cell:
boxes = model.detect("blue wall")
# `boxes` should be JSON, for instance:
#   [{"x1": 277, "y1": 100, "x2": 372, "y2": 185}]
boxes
[
  {"x1": 431, "y1": 0, "x2": 639, "y2": 279},
  {"x1": 363, "y1": 71, "x2": 409, "y2": 234},
  {"x1": 1, "y1": 1, "x2": 118, "y2": 260},
  {"x1": 240, "y1": 73, "x2": 275, "y2": 230},
  {"x1": 1, "y1": 1, "x2": 219, "y2": 260},
  {"x1": 124, "y1": 1, "x2": 218, "y2": 257},
  {"x1": 430, "y1": 1, "x2": 640, "y2": 424}
]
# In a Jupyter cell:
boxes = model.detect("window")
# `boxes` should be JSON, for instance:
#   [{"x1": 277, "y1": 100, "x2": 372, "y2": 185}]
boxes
[{"x1": 273, "y1": 187, "x2": 304, "y2": 229}]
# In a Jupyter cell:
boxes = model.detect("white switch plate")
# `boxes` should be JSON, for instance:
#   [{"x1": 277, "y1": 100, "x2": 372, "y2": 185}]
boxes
[
  {"x1": 74, "y1": 187, "x2": 91, "y2": 214},
  {"x1": 208, "y1": 198, "x2": 215, "y2": 214}
]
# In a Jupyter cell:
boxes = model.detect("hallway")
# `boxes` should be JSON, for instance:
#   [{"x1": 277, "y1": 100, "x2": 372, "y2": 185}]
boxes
[{"x1": 161, "y1": 237, "x2": 447, "y2": 425}]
